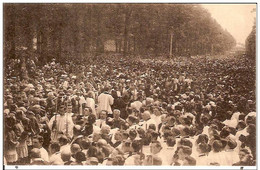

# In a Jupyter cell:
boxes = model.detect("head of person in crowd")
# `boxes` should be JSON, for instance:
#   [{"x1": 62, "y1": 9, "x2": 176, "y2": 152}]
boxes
[
  {"x1": 32, "y1": 135, "x2": 44, "y2": 149},
  {"x1": 99, "y1": 110, "x2": 108, "y2": 120},
  {"x1": 197, "y1": 142, "x2": 211, "y2": 154},
  {"x1": 178, "y1": 138, "x2": 193, "y2": 148},
  {"x1": 49, "y1": 142, "x2": 61, "y2": 155},
  {"x1": 150, "y1": 131, "x2": 159, "y2": 142},
  {"x1": 212, "y1": 140, "x2": 223, "y2": 153},
  {"x1": 30, "y1": 148, "x2": 41, "y2": 159},
  {"x1": 83, "y1": 107, "x2": 92, "y2": 117},
  {"x1": 74, "y1": 151, "x2": 86, "y2": 165},
  {"x1": 180, "y1": 126, "x2": 191, "y2": 137},
  {"x1": 239, "y1": 148, "x2": 251, "y2": 161},
  {"x1": 92, "y1": 133, "x2": 102, "y2": 143},
  {"x1": 97, "y1": 139, "x2": 107, "y2": 148},
  {"x1": 59, "y1": 135, "x2": 69, "y2": 146},
  {"x1": 220, "y1": 126, "x2": 231, "y2": 138},
  {"x1": 152, "y1": 107, "x2": 161, "y2": 116},
  {"x1": 113, "y1": 130, "x2": 122, "y2": 141},
  {"x1": 183, "y1": 155, "x2": 196, "y2": 166},
  {"x1": 148, "y1": 124, "x2": 156, "y2": 131},
  {"x1": 87, "y1": 146, "x2": 98, "y2": 158},
  {"x1": 225, "y1": 138, "x2": 237, "y2": 150},
  {"x1": 67, "y1": 103, "x2": 73, "y2": 113},
  {"x1": 166, "y1": 116, "x2": 176, "y2": 127},
  {"x1": 59, "y1": 104, "x2": 66, "y2": 116},
  {"x1": 61, "y1": 150, "x2": 72, "y2": 163},
  {"x1": 30, "y1": 148, "x2": 48, "y2": 165},
  {"x1": 112, "y1": 155, "x2": 125, "y2": 165},
  {"x1": 129, "y1": 129, "x2": 137, "y2": 141},
  {"x1": 166, "y1": 136, "x2": 176, "y2": 147},
  {"x1": 236, "y1": 120, "x2": 247, "y2": 131},
  {"x1": 130, "y1": 140, "x2": 142, "y2": 153},
  {"x1": 113, "y1": 109, "x2": 121, "y2": 120},
  {"x1": 81, "y1": 139, "x2": 91, "y2": 151},
  {"x1": 71, "y1": 143, "x2": 81, "y2": 157},
  {"x1": 101, "y1": 125, "x2": 111, "y2": 135},
  {"x1": 150, "y1": 141, "x2": 162, "y2": 155},
  {"x1": 246, "y1": 124, "x2": 256, "y2": 135},
  {"x1": 142, "y1": 111, "x2": 151, "y2": 121},
  {"x1": 176, "y1": 145, "x2": 192, "y2": 160},
  {"x1": 196, "y1": 134, "x2": 209, "y2": 145},
  {"x1": 127, "y1": 115, "x2": 138, "y2": 126}
]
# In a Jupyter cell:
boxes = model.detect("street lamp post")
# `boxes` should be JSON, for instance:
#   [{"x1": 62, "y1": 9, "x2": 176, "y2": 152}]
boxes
[
  {"x1": 169, "y1": 26, "x2": 174, "y2": 58},
  {"x1": 170, "y1": 33, "x2": 173, "y2": 58}
]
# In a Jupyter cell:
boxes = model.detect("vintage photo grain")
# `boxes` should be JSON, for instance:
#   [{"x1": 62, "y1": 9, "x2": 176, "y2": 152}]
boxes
[{"x1": 3, "y1": 3, "x2": 256, "y2": 167}]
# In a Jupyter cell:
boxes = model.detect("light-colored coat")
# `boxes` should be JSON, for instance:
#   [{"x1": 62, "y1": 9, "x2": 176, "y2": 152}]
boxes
[{"x1": 97, "y1": 93, "x2": 114, "y2": 114}]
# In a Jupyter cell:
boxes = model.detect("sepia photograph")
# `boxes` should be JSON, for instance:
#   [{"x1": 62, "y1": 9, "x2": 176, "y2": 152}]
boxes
[{"x1": 3, "y1": 3, "x2": 257, "y2": 168}]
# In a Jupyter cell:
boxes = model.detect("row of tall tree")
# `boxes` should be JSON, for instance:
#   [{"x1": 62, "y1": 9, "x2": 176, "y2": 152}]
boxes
[
  {"x1": 245, "y1": 9, "x2": 256, "y2": 60},
  {"x1": 4, "y1": 4, "x2": 236, "y2": 64}
]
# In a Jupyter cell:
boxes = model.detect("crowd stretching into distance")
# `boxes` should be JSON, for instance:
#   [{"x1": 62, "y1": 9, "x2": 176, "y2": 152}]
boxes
[{"x1": 4, "y1": 54, "x2": 256, "y2": 166}]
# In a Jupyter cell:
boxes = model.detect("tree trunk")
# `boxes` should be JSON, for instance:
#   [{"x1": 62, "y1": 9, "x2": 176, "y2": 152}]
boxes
[
  {"x1": 123, "y1": 8, "x2": 132, "y2": 57},
  {"x1": 4, "y1": 5, "x2": 16, "y2": 60}
]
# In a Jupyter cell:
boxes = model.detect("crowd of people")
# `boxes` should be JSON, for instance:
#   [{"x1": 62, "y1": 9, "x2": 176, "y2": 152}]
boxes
[{"x1": 4, "y1": 54, "x2": 256, "y2": 166}]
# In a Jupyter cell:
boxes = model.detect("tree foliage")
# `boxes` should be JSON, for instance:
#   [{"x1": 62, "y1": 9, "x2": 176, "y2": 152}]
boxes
[
  {"x1": 4, "y1": 4, "x2": 236, "y2": 64},
  {"x1": 245, "y1": 17, "x2": 256, "y2": 60}
]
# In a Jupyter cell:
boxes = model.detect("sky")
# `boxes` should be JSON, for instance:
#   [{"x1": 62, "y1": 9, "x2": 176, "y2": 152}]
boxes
[{"x1": 201, "y1": 4, "x2": 256, "y2": 45}]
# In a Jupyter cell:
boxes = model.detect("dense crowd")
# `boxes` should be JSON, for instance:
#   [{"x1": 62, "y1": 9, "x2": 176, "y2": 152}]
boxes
[{"x1": 4, "y1": 54, "x2": 256, "y2": 166}]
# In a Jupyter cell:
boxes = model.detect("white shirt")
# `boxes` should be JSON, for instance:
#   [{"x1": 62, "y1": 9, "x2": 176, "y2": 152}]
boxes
[
  {"x1": 195, "y1": 153, "x2": 209, "y2": 166},
  {"x1": 39, "y1": 147, "x2": 49, "y2": 162},
  {"x1": 95, "y1": 119, "x2": 107, "y2": 128},
  {"x1": 60, "y1": 144, "x2": 71, "y2": 153},
  {"x1": 160, "y1": 146, "x2": 176, "y2": 165},
  {"x1": 207, "y1": 151, "x2": 226, "y2": 165},
  {"x1": 86, "y1": 97, "x2": 96, "y2": 116},
  {"x1": 124, "y1": 154, "x2": 142, "y2": 165},
  {"x1": 49, "y1": 152, "x2": 63, "y2": 165},
  {"x1": 97, "y1": 93, "x2": 114, "y2": 114},
  {"x1": 48, "y1": 114, "x2": 74, "y2": 137},
  {"x1": 223, "y1": 149, "x2": 240, "y2": 166},
  {"x1": 150, "y1": 115, "x2": 161, "y2": 132}
]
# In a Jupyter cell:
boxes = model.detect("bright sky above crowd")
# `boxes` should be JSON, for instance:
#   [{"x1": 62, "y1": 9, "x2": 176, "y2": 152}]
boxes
[{"x1": 202, "y1": 4, "x2": 256, "y2": 45}]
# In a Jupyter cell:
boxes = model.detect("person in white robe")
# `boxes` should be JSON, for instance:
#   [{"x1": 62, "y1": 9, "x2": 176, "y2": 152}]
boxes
[
  {"x1": 48, "y1": 105, "x2": 74, "y2": 141},
  {"x1": 160, "y1": 136, "x2": 177, "y2": 165},
  {"x1": 150, "y1": 107, "x2": 162, "y2": 132},
  {"x1": 207, "y1": 140, "x2": 227, "y2": 165},
  {"x1": 97, "y1": 88, "x2": 114, "y2": 115},
  {"x1": 86, "y1": 91, "x2": 96, "y2": 117},
  {"x1": 222, "y1": 139, "x2": 240, "y2": 165}
]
